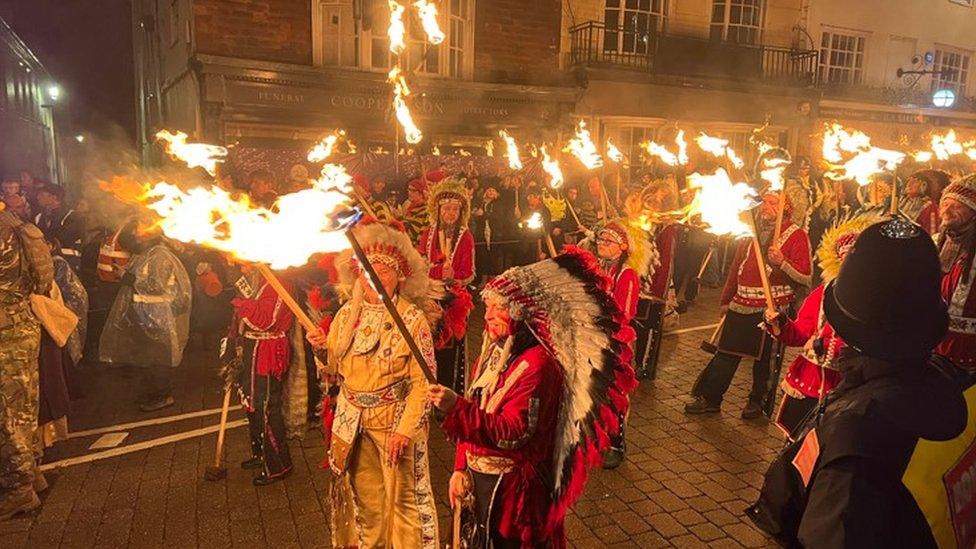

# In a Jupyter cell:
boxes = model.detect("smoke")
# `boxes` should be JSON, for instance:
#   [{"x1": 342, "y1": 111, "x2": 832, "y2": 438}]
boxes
[{"x1": 69, "y1": 125, "x2": 214, "y2": 232}]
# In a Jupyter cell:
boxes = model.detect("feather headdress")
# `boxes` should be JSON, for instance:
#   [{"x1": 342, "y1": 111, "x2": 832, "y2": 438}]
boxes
[
  {"x1": 335, "y1": 221, "x2": 431, "y2": 305},
  {"x1": 598, "y1": 219, "x2": 660, "y2": 280},
  {"x1": 426, "y1": 177, "x2": 471, "y2": 228},
  {"x1": 482, "y1": 247, "x2": 638, "y2": 532},
  {"x1": 816, "y1": 211, "x2": 885, "y2": 282}
]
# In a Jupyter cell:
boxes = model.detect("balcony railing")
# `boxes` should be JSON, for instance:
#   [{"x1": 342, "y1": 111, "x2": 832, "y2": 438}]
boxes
[{"x1": 569, "y1": 21, "x2": 818, "y2": 86}]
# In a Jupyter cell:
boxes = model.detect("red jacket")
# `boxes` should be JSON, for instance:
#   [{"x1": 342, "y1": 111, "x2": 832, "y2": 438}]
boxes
[
  {"x1": 443, "y1": 345, "x2": 566, "y2": 547},
  {"x1": 609, "y1": 264, "x2": 639, "y2": 322},
  {"x1": 232, "y1": 282, "x2": 294, "y2": 379},
  {"x1": 776, "y1": 285, "x2": 844, "y2": 399},
  {"x1": 647, "y1": 223, "x2": 677, "y2": 301},
  {"x1": 419, "y1": 226, "x2": 475, "y2": 284},
  {"x1": 721, "y1": 221, "x2": 812, "y2": 313},
  {"x1": 937, "y1": 250, "x2": 976, "y2": 372}
]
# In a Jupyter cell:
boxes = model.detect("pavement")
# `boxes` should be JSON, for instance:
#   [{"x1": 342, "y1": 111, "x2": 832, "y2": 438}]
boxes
[{"x1": 1, "y1": 287, "x2": 791, "y2": 548}]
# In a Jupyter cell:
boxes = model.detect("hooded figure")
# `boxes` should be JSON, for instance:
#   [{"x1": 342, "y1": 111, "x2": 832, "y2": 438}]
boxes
[
  {"x1": 748, "y1": 217, "x2": 973, "y2": 548},
  {"x1": 99, "y1": 234, "x2": 191, "y2": 410}
]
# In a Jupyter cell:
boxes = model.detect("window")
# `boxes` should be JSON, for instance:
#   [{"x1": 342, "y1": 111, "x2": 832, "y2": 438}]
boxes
[
  {"x1": 949, "y1": 0, "x2": 974, "y2": 6},
  {"x1": 603, "y1": 0, "x2": 667, "y2": 56},
  {"x1": 313, "y1": 0, "x2": 474, "y2": 79},
  {"x1": 710, "y1": 0, "x2": 763, "y2": 45},
  {"x1": 933, "y1": 46, "x2": 971, "y2": 97},
  {"x1": 818, "y1": 31, "x2": 866, "y2": 85},
  {"x1": 448, "y1": 0, "x2": 469, "y2": 78}
]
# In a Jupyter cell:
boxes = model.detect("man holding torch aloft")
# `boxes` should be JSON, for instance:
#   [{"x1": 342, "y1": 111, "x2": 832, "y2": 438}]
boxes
[
  {"x1": 307, "y1": 222, "x2": 439, "y2": 549},
  {"x1": 685, "y1": 192, "x2": 812, "y2": 420}
]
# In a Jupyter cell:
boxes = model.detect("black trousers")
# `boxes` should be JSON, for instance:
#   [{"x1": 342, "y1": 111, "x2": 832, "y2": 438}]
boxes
[
  {"x1": 240, "y1": 341, "x2": 292, "y2": 477},
  {"x1": 694, "y1": 344, "x2": 772, "y2": 406},
  {"x1": 436, "y1": 339, "x2": 466, "y2": 394},
  {"x1": 469, "y1": 471, "x2": 522, "y2": 549}
]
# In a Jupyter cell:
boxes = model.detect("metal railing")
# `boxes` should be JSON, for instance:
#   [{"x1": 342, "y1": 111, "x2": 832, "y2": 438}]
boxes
[{"x1": 569, "y1": 21, "x2": 818, "y2": 86}]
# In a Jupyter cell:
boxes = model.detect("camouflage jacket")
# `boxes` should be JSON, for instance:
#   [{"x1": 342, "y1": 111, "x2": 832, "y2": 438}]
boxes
[{"x1": 0, "y1": 209, "x2": 53, "y2": 306}]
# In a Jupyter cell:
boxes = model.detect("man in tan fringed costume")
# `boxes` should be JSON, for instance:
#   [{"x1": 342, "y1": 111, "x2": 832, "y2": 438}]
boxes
[{"x1": 307, "y1": 222, "x2": 439, "y2": 548}]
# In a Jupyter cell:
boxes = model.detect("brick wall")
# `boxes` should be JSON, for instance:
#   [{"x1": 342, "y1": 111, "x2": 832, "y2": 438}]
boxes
[
  {"x1": 193, "y1": 0, "x2": 312, "y2": 65},
  {"x1": 474, "y1": 0, "x2": 563, "y2": 85}
]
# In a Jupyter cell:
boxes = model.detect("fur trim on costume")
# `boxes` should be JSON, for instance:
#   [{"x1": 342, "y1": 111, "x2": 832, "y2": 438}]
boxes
[
  {"x1": 434, "y1": 284, "x2": 474, "y2": 349},
  {"x1": 427, "y1": 177, "x2": 471, "y2": 228},
  {"x1": 481, "y1": 247, "x2": 638, "y2": 534},
  {"x1": 816, "y1": 211, "x2": 885, "y2": 282}
]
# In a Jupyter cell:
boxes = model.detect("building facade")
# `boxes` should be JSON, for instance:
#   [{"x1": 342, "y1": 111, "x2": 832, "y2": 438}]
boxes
[
  {"x1": 0, "y1": 16, "x2": 58, "y2": 183},
  {"x1": 562, "y1": 0, "x2": 819, "y2": 167},
  {"x1": 133, "y1": 0, "x2": 976, "y2": 184},
  {"x1": 132, "y1": 0, "x2": 577, "y2": 184},
  {"x1": 804, "y1": 0, "x2": 976, "y2": 147}
]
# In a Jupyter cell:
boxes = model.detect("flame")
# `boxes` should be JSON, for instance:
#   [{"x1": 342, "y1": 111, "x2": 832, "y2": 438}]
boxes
[
  {"x1": 931, "y1": 130, "x2": 963, "y2": 160},
  {"x1": 525, "y1": 211, "x2": 543, "y2": 230},
  {"x1": 563, "y1": 120, "x2": 603, "y2": 170},
  {"x1": 387, "y1": 1, "x2": 407, "y2": 54},
  {"x1": 606, "y1": 138, "x2": 624, "y2": 163},
  {"x1": 968, "y1": 149, "x2": 976, "y2": 161},
  {"x1": 676, "y1": 130, "x2": 689, "y2": 166},
  {"x1": 640, "y1": 140, "x2": 680, "y2": 166},
  {"x1": 155, "y1": 130, "x2": 227, "y2": 176},
  {"x1": 540, "y1": 145, "x2": 564, "y2": 189},
  {"x1": 432, "y1": 145, "x2": 441, "y2": 156},
  {"x1": 822, "y1": 123, "x2": 905, "y2": 186},
  {"x1": 685, "y1": 169, "x2": 757, "y2": 236},
  {"x1": 307, "y1": 130, "x2": 345, "y2": 162},
  {"x1": 695, "y1": 132, "x2": 744, "y2": 169},
  {"x1": 759, "y1": 157, "x2": 791, "y2": 191},
  {"x1": 101, "y1": 163, "x2": 355, "y2": 270},
  {"x1": 499, "y1": 130, "x2": 522, "y2": 170},
  {"x1": 458, "y1": 149, "x2": 471, "y2": 156},
  {"x1": 485, "y1": 140, "x2": 495, "y2": 157},
  {"x1": 413, "y1": 0, "x2": 445, "y2": 44},
  {"x1": 912, "y1": 151, "x2": 934, "y2": 162},
  {"x1": 388, "y1": 67, "x2": 423, "y2": 144}
]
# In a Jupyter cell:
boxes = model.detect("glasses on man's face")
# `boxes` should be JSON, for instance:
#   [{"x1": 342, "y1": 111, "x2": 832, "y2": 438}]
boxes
[{"x1": 596, "y1": 237, "x2": 616, "y2": 246}]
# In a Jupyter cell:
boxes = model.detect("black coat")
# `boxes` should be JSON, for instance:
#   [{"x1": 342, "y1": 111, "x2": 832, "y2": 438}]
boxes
[{"x1": 749, "y1": 355, "x2": 970, "y2": 548}]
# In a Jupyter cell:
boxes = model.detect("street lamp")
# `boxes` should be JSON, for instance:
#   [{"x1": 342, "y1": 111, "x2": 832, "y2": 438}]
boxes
[
  {"x1": 41, "y1": 84, "x2": 63, "y2": 184},
  {"x1": 932, "y1": 88, "x2": 956, "y2": 108}
]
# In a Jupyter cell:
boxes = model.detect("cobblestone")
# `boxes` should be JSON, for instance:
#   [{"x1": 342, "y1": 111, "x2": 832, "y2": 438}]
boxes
[{"x1": 2, "y1": 289, "x2": 783, "y2": 547}]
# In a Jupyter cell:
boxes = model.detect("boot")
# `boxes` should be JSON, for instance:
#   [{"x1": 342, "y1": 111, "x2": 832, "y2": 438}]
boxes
[
  {"x1": 0, "y1": 486, "x2": 40, "y2": 520},
  {"x1": 32, "y1": 468, "x2": 48, "y2": 493},
  {"x1": 139, "y1": 396, "x2": 175, "y2": 412},
  {"x1": 741, "y1": 401, "x2": 763, "y2": 420},
  {"x1": 240, "y1": 456, "x2": 263, "y2": 470},
  {"x1": 684, "y1": 396, "x2": 721, "y2": 414}
]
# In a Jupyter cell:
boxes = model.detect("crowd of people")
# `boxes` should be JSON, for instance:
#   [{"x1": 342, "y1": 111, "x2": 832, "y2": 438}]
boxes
[{"x1": 0, "y1": 154, "x2": 973, "y2": 547}]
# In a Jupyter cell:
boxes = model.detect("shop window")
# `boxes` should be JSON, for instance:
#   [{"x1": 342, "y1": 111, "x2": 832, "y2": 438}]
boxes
[
  {"x1": 709, "y1": 0, "x2": 763, "y2": 45},
  {"x1": 818, "y1": 31, "x2": 866, "y2": 85}
]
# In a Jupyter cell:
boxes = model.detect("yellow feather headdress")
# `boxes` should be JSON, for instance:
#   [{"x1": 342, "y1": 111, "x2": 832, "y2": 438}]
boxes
[
  {"x1": 426, "y1": 177, "x2": 471, "y2": 228},
  {"x1": 599, "y1": 219, "x2": 660, "y2": 279},
  {"x1": 816, "y1": 211, "x2": 885, "y2": 283}
]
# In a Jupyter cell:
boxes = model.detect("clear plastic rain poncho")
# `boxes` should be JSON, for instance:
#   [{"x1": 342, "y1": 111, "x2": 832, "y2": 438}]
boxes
[
  {"x1": 53, "y1": 256, "x2": 89, "y2": 365},
  {"x1": 99, "y1": 244, "x2": 192, "y2": 368}
]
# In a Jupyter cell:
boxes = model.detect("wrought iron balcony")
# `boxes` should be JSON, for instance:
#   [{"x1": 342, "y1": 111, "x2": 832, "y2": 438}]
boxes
[{"x1": 569, "y1": 21, "x2": 818, "y2": 86}]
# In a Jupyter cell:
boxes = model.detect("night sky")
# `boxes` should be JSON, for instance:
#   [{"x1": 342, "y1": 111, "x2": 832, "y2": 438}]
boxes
[{"x1": 0, "y1": 0, "x2": 135, "y2": 142}]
